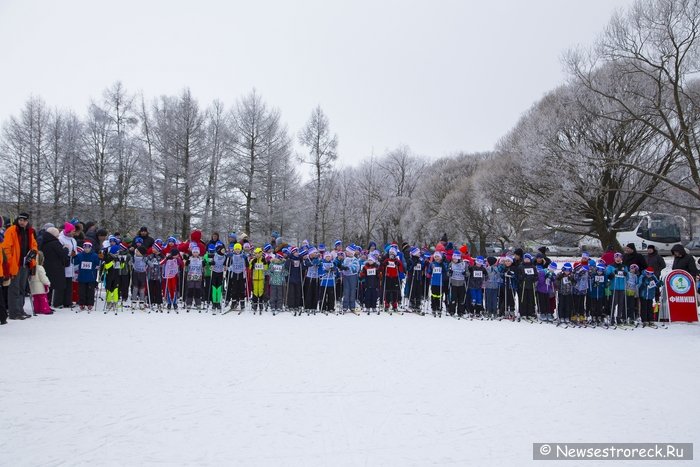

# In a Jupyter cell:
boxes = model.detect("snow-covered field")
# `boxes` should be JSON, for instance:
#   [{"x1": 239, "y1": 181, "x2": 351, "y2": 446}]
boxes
[{"x1": 2, "y1": 306, "x2": 699, "y2": 467}]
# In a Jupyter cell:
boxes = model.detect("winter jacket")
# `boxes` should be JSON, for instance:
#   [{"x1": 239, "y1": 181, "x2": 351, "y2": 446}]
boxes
[
  {"x1": 286, "y1": 255, "x2": 305, "y2": 284},
  {"x1": 573, "y1": 266, "x2": 590, "y2": 295},
  {"x1": 468, "y1": 265, "x2": 486, "y2": 289},
  {"x1": 406, "y1": 257, "x2": 425, "y2": 285},
  {"x1": 427, "y1": 260, "x2": 449, "y2": 287},
  {"x1": 555, "y1": 272, "x2": 573, "y2": 295},
  {"x1": 29, "y1": 264, "x2": 51, "y2": 295},
  {"x1": 670, "y1": 244, "x2": 698, "y2": 277},
  {"x1": 2, "y1": 223, "x2": 37, "y2": 276},
  {"x1": 40, "y1": 234, "x2": 69, "y2": 286},
  {"x1": 304, "y1": 257, "x2": 321, "y2": 279},
  {"x1": 319, "y1": 260, "x2": 338, "y2": 287},
  {"x1": 606, "y1": 263, "x2": 628, "y2": 291},
  {"x1": 646, "y1": 252, "x2": 667, "y2": 278},
  {"x1": 249, "y1": 257, "x2": 268, "y2": 296},
  {"x1": 484, "y1": 265, "x2": 501, "y2": 289},
  {"x1": 626, "y1": 272, "x2": 639, "y2": 297},
  {"x1": 185, "y1": 256, "x2": 205, "y2": 282},
  {"x1": 499, "y1": 264, "x2": 519, "y2": 291},
  {"x1": 381, "y1": 256, "x2": 404, "y2": 280},
  {"x1": 73, "y1": 251, "x2": 100, "y2": 283},
  {"x1": 58, "y1": 231, "x2": 78, "y2": 278},
  {"x1": 623, "y1": 249, "x2": 648, "y2": 271},
  {"x1": 266, "y1": 261, "x2": 288, "y2": 286},
  {"x1": 589, "y1": 271, "x2": 607, "y2": 299},
  {"x1": 538, "y1": 269, "x2": 557, "y2": 294},
  {"x1": 359, "y1": 262, "x2": 380, "y2": 288},
  {"x1": 448, "y1": 261, "x2": 467, "y2": 286},
  {"x1": 518, "y1": 263, "x2": 538, "y2": 289},
  {"x1": 178, "y1": 230, "x2": 206, "y2": 256},
  {"x1": 638, "y1": 273, "x2": 661, "y2": 300}
]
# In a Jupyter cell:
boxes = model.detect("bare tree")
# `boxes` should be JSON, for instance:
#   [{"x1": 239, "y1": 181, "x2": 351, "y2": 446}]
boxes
[{"x1": 298, "y1": 105, "x2": 338, "y2": 244}]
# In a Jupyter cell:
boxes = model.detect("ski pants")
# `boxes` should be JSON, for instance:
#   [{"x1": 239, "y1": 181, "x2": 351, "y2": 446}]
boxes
[
  {"x1": 78, "y1": 282, "x2": 96, "y2": 307},
  {"x1": 304, "y1": 277, "x2": 319, "y2": 311},
  {"x1": 342, "y1": 275, "x2": 358, "y2": 310}
]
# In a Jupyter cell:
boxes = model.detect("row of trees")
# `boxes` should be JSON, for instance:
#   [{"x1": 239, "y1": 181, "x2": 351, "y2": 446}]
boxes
[{"x1": 1, "y1": 0, "x2": 698, "y2": 252}]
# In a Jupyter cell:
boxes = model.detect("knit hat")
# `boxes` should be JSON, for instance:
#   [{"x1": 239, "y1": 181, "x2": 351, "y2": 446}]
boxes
[
  {"x1": 630, "y1": 264, "x2": 639, "y2": 271},
  {"x1": 17, "y1": 212, "x2": 29, "y2": 220},
  {"x1": 154, "y1": 243, "x2": 164, "y2": 253},
  {"x1": 452, "y1": 252, "x2": 461, "y2": 260},
  {"x1": 47, "y1": 227, "x2": 60, "y2": 238},
  {"x1": 459, "y1": 245, "x2": 468, "y2": 255},
  {"x1": 368, "y1": 241, "x2": 376, "y2": 249},
  {"x1": 433, "y1": 251, "x2": 442, "y2": 260},
  {"x1": 290, "y1": 246, "x2": 299, "y2": 255},
  {"x1": 323, "y1": 251, "x2": 332, "y2": 259},
  {"x1": 538, "y1": 246, "x2": 548, "y2": 254},
  {"x1": 263, "y1": 243, "x2": 272, "y2": 252},
  {"x1": 626, "y1": 243, "x2": 636, "y2": 251},
  {"x1": 504, "y1": 255, "x2": 513, "y2": 263},
  {"x1": 645, "y1": 267, "x2": 654, "y2": 274},
  {"x1": 233, "y1": 243, "x2": 242, "y2": 252},
  {"x1": 83, "y1": 241, "x2": 93, "y2": 249},
  {"x1": 523, "y1": 253, "x2": 533, "y2": 261},
  {"x1": 562, "y1": 263, "x2": 572, "y2": 271},
  {"x1": 334, "y1": 240, "x2": 342, "y2": 248},
  {"x1": 167, "y1": 236, "x2": 177, "y2": 244},
  {"x1": 410, "y1": 247, "x2": 420, "y2": 257},
  {"x1": 388, "y1": 247, "x2": 398, "y2": 257},
  {"x1": 548, "y1": 262, "x2": 557, "y2": 270},
  {"x1": 191, "y1": 246, "x2": 200, "y2": 254},
  {"x1": 63, "y1": 222, "x2": 75, "y2": 234},
  {"x1": 647, "y1": 245, "x2": 657, "y2": 252},
  {"x1": 596, "y1": 264, "x2": 605, "y2": 271},
  {"x1": 487, "y1": 256, "x2": 497, "y2": 266},
  {"x1": 614, "y1": 252, "x2": 623, "y2": 258},
  {"x1": 134, "y1": 236, "x2": 143, "y2": 244},
  {"x1": 581, "y1": 252, "x2": 590, "y2": 258},
  {"x1": 318, "y1": 243, "x2": 326, "y2": 251},
  {"x1": 254, "y1": 247, "x2": 262, "y2": 254},
  {"x1": 108, "y1": 235, "x2": 118, "y2": 244},
  {"x1": 207, "y1": 244, "x2": 216, "y2": 253},
  {"x1": 475, "y1": 256, "x2": 484, "y2": 266},
  {"x1": 514, "y1": 248, "x2": 524, "y2": 257}
]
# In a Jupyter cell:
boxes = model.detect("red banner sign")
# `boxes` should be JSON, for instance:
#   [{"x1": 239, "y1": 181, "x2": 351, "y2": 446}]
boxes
[{"x1": 664, "y1": 270, "x2": 699, "y2": 322}]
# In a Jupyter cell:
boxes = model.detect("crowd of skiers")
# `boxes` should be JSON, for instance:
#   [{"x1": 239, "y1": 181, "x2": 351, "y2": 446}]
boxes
[{"x1": 1, "y1": 213, "x2": 698, "y2": 328}]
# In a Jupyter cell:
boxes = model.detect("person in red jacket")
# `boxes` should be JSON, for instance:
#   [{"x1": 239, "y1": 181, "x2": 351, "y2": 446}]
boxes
[
  {"x1": 380, "y1": 247, "x2": 405, "y2": 312},
  {"x1": 178, "y1": 229, "x2": 207, "y2": 256}
]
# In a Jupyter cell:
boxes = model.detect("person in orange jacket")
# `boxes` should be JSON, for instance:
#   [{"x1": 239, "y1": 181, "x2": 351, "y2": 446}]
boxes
[
  {"x1": 2, "y1": 212, "x2": 38, "y2": 320},
  {"x1": 0, "y1": 225, "x2": 7, "y2": 325}
]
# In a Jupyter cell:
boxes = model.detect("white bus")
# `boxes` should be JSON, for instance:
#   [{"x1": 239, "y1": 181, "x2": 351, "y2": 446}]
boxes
[{"x1": 579, "y1": 213, "x2": 684, "y2": 254}]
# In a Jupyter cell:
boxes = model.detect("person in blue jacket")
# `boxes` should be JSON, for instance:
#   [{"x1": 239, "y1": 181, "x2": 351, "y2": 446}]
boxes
[
  {"x1": 605, "y1": 252, "x2": 628, "y2": 325},
  {"x1": 73, "y1": 241, "x2": 100, "y2": 311}
]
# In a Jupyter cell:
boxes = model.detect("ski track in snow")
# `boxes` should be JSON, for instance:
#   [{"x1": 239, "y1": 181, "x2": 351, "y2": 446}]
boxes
[{"x1": 2, "y1": 303, "x2": 699, "y2": 467}]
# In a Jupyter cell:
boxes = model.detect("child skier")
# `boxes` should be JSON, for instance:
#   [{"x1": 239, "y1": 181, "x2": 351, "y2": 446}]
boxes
[
  {"x1": 589, "y1": 263, "x2": 607, "y2": 325},
  {"x1": 185, "y1": 246, "x2": 205, "y2": 310},
  {"x1": 517, "y1": 253, "x2": 538, "y2": 321},
  {"x1": 74, "y1": 241, "x2": 100, "y2": 312},
  {"x1": 406, "y1": 247, "x2": 425, "y2": 312},
  {"x1": 426, "y1": 251, "x2": 449, "y2": 316},
  {"x1": 380, "y1": 247, "x2": 404, "y2": 313},
  {"x1": 638, "y1": 267, "x2": 661, "y2": 327},
  {"x1": 556, "y1": 263, "x2": 575, "y2": 324},
  {"x1": 146, "y1": 248, "x2": 164, "y2": 310},
  {"x1": 303, "y1": 248, "x2": 321, "y2": 314},
  {"x1": 606, "y1": 252, "x2": 628, "y2": 325},
  {"x1": 131, "y1": 246, "x2": 148, "y2": 308},
  {"x1": 448, "y1": 251, "x2": 468, "y2": 317},
  {"x1": 209, "y1": 243, "x2": 227, "y2": 311},
  {"x1": 266, "y1": 253, "x2": 288, "y2": 313},
  {"x1": 573, "y1": 263, "x2": 590, "y2": 324},
  {"x1": 249, "y1": 247, "x2": 268, "y2": 313},
  {"x1": 498, "y1": 256, "x2": 518, "y2": 319},
  {"x1": 625, "y1": 263, "x2": 640, "y2": 325},
  {"x1": 359, "y1": 254, "x2": 380, "y2": 313},
  {"x1": 319, "y1": 252, "x2": 339, "y2": 313},
  {"x1": 161, "y1": 249, "x2": 184, "y2": 311},
  {"x1": 468, "y1": 256, "x2": 487, "y2": 317},
  {"x1": 340, "y1": 247, "x2": 360, "y2": 312},
  {"x1": 484, "y1": 256, "x2": 501, "y2": 319},
  {"x1": 227, "y1": 243, "x2": 248, "y2": 311}
]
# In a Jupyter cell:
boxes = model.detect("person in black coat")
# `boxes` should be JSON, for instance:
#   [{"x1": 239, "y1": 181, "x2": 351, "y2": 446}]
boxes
[
  {"x1": 623, "y1": 243, "x2": 648, "y2": 271},
  {"x1": 670, "y1": 244, "x2": 698, "y2": 277},
  {"x1": 40, "y1": 227, "x2": 70, "y2": 308},
  {"x1": 136, "y1": 226, "x2": 155, "y2": 250}
]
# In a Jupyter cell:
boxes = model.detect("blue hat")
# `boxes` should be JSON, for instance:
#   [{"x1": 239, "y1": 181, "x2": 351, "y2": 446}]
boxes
[
  {"x1": 548, "y1": 262, "x2": 558, "y2": 270},
  {"x1": 410, "y1": 247, "x2": 420, "y2": 257},
  {"x1": 207, "y1": 244, "x2": 216, "y2": 252},
  {"x1": 318, "y1": 243, "x2": 326, "y2": 251},
  {"x1": 108, "y1": 235, "x2": 118, "y2": 244},
  {"x1": 562, "y1": 262, "x2": 573, "y2": 271},
  {"x1": 422, "y1": 252, "x2": 431, "y2": 259},
  {"x1": 134, "y1": 236, "x2": 143, "y2": 244},
  {"x1": 109, "y1": 244, "x2": 121, "y2": 255},
  {"x1": 581, "y1": 252, "x2": 590, "y2": 258},
  {"x1": 368, "y1": 241, "x2": 376, "y2": 249},
  {"x1": 167, "y1": 236, "x2": 177, "y2": 244},
  {"x1": 271, "y1": 231, "x2": 280, "y2": 239},
  {"x1": 263, "y1": 243, "x2": 272, "y2": 252},
  {"x1": 523, "y1": 253, "x2": 533, "y2": 260},
  {"x1": 596, "y1": 264, "x2": 605, "y2": 270},
  {"x1": 334, "y1": 240, "x2": 342, "y2": 247},
  {"x1": 215, "y1": 240, "x2": 224, "y2": 247}
]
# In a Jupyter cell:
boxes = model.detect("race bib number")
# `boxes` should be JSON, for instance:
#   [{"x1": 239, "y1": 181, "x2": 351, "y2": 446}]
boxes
[
  {"x1": 387, "y1": 261, "x2": 396, "y2": 268},
  {"x1": 272, "y1": 265, "x2": 283, "y2": 272},
  {"x1": 472, "y1": 271, "x2": 483, "y2": 278},
  {"x1": 367, "y1": 268, "x2": 376, "y2": 276},
  {"x1": 595, "y1": 275, "x2": 605, "y2": 283},
  {"x1": 114, "y1": 261, "x2": 121, "y2": 269},
  {"x1": 189, "y1": 273, "x2": 202, "y2": 281},
  {"x1": 81, "y1": 261, "x2": 93, "y2": 270},
  {"x1": 524, "y1": 268, "x2": 534, "y2": 275},
  {"x1": 293, "y1": 260, "x2": 300, "y2": 268},
  {"x1": 648, "y1": 280, "x2": 656, "y2": 288},
  {"x1": 616, "y1": 271, "x2": 624, "y2": 277},
  {"x1": 433, "y1": 266, "x2": 441, "y2": 274},
  {"x1": 254, "y1": 263, "x2": 264, "y2": 270},
  {"x1": 414, "y1": 264, "x2": 422, "y2": 271}
]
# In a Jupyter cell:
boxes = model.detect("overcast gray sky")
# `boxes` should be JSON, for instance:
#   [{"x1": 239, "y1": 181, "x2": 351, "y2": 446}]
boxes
[{"x1": 0, "y1": 0, "x2": 634, "y2": 165}]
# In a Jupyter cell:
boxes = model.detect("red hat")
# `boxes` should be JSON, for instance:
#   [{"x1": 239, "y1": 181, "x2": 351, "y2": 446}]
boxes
[
  {"x1": 645, "y1": 267, "x2": 654, "y2": 273},
  {"x1": 153, "y1": 243, "x2": 163, "y2": 253},
  {"x1": 119, "y1": 241, "x2": 129, "y2": 251},
  {"x1": 76, "y1": 246, "x2": 84, "y2": 254}
]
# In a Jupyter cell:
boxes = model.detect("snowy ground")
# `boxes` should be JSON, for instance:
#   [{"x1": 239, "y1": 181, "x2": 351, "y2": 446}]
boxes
[{"x1": 2, "y1": 305, "x2": 699, "y2": 467}]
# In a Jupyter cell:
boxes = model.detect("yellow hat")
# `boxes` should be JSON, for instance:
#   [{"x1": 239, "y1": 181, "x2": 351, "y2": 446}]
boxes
[
  {"x1": 254, "y1": 247, "x2": 262, "y2": 254},
  {"x1": 233, "y1": 243, "x2": 242, "y2": 251}
]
